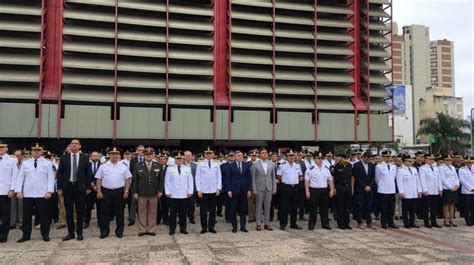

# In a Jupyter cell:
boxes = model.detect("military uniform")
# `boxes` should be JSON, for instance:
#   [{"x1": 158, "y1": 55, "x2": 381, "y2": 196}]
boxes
[
  {"x1": 375, "y1": 151, "x2": 398, "y2": 229},
  {"x1": 330, "y1": 160, "x2": 353, "y2": 229},
  {"x1": 0, "y1": 145, "x2": 18, "y2": 243},
  {"x1": 418, "y1": 154, "x2": 443, "y2": 228},
  {"x1": 457, "y1": 158, "x2": 474, "y2": 226},
  {"x1": 396, "y1": 158, "x2": 422, "y2": 228}
]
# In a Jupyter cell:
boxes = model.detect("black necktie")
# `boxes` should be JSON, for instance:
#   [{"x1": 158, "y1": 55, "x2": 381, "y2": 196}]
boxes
[
  {"x1": 208, "y1": 161, "x2": 211, "y2": 168},
  {"x1": 0, "y1": 157, "x2": 3, "y2": 161},
  {"x1": 238, "y1": 163, "x2": 242, "y2": 173},
  {"x1": 430, "y1": 165, "x2": 434, "y2": 172},
  {"x1": 94, "y1": 162, "x2": 97, "y2": 174},
  {"x1": 387, "y1": 164, "x2": 391, "y2": 170},
  {"x1": 178, "y1": 165, "x2": 181, "y2": 174},
  {"x1": 408, "y1": 168, "x2": 412, "y2": 174},
  {"x1": 34, "y1": 159, "x2": 37, "y2": 169}
]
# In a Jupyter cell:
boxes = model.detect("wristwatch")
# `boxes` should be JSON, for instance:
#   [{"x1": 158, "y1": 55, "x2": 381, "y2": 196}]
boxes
[{"x1": 125, "y1": 190, "x2": 129, "y2": 194}]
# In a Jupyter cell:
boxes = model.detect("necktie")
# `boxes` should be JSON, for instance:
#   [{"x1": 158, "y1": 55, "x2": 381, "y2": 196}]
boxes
[
  {"x1": 408, "y1": 168, "x2": 412, "y2": 174},
  {"x1": 208, "y1": 161, "x2": 211, "y2": 168},
  {"x1": 0, "y1": 157, "x2": 3, "y2": 161},
  {"x1": 34, "y1": 159, "x2": 37, "y2": 169},
  {"x1": 430, "y1": 165, "x2": 434, "y2": 172},
  {"x1": 387, "y1": 164, "x2": 391, "y2": 171},
  {"x1": 238, "y1": 163, "x2": 242, "y2": 173},
  {"x1": 72, "y1": 154, "x2": 78, "y2": 182},
  {"x1": 178, "y1": 165, "x2": 181, "y2": 174}
]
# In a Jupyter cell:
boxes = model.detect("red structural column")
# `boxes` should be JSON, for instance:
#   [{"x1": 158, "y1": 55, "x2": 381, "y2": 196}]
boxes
[
  {"x1": 164, "y1": 0, "x2": 170, "y2": 141},
  {"x1": 364, "y1": 0, "x2": 371, "y2": 142},
  {"x1": 227, "y1": 0, "x2": 233, "y2": 141},
  {"x1": 37, "y1": 0, "x2": 47, "y2": 138},
  {"x1": 271, "y1": 0, "x2": 276, "y2": 142},
  {"x1": 113, "y1": 0, "x2": 119, "y2": 140},
  {"x1": 313, "y1": 0, "x2": 318, "y2": 142}
]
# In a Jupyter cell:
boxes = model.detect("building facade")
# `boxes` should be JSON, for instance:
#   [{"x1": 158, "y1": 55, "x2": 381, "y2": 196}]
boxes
[
  {"x1": 430, "y1": 39, "x2": 455, "y2": 90},
  {"x1": 420, "y1": 86, "x2": 463, "y2": 120}
]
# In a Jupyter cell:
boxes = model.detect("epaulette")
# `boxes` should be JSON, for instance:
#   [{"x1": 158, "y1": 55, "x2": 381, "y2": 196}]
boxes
[{"x1": 310, "y1": 166, "x2": 315, "y2": 170}]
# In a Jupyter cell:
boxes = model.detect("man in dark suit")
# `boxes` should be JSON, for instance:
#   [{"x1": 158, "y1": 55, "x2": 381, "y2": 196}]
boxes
[
  {"x1": 84, "y1": 151, "x2": 102, "y2": 229},
  {"x1": 127, "y1": 145, "x2": 145, "y2": 226},
  {"x1": 352, "y1": 152, "x2": 376, "y2": 229},
  {"x1": 184, "y1": 151, "x2": 197, "y2": 224},
  {"x1": 225, "y1": 151, "x2": 252, "y2": 233},
  {"x1": 220, "y1": 152, "x2": 235, "y2": 223},
  {"x1": 57, "y1": 139, "x2": 92, "y2": 241},
  {"x1": 296, "y1": 152, "x2": 307, "y2": 220}
]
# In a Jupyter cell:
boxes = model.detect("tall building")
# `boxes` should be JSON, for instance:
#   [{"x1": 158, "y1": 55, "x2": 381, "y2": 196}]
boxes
[
  {"x1": 420, "y1": 86, "x2": 463, "y2": 120},
  {"x1": 0, "y1": 0, "x2": 393, "y2": 150},
  {"x1": 430, "y1": 39, "x2": 455, "y2": 90}
]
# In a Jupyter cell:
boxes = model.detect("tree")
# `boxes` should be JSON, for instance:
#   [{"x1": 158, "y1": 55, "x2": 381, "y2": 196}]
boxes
[{"x1": 417, "y1": 112, "x2": 470, "y2": 155}]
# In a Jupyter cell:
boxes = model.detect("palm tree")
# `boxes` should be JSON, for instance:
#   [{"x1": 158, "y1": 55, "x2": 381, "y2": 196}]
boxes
[{"x1": 417, "y1": 112, "x2": 470, "y2": 155}]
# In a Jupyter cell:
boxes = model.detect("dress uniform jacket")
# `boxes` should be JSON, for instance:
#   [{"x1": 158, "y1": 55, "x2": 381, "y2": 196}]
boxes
[
  {"x1": 418, "y1": 164, "x2": 442, "y2": 195},
  {"x1": 15, "y1": 157, "x2": 55, "y2": 198},
  {"x1": 0, "y1": 154, "x2": 18, "y2": 195},
  {"x1": 439, "y1": 165, "x2": 459, "y2": 190},
  {"x1": 458, "y1": 166, "x2": 474, "y2": 195},
  {"x1": 132, "y1": 162, "x2": 162, "y2": 197},
  {"x1": 164, "y1": 164, "x2": 193, "y2": 199},
  {"x1": 396, "y1": 166, "x2": 422, "y2": 199},
  {"x1": 195, "y1": 159, "x2": 222, "y2": 194},
  {"x1": 375, "y1": 162, "x2": 397, "y2": 194}
]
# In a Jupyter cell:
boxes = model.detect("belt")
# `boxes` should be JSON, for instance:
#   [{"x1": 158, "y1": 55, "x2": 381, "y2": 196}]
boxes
[
  {"x1": 68, "y1": 181, "x2": 77, "y2": 185},
  {"x1": 310, "y1": 187, "x2": 328, "y2": 190},
  {"x1": 282, "y1": 183, "x2": 298, "y2": 187},
  {"x1": 102, "y1": 187, "x2": 124, "y2": 191}
]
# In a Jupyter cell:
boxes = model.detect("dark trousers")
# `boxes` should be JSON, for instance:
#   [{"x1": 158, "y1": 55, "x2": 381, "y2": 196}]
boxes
[
  {"x1": 187, "y1": 193, "x2": 196, "y2": 222},
  {"x1": 230, "y1": 192, "x2": 248, "y2": 229},
  {"x1": 157, "y1": 195, "x2": 169, "y2": 225},
  {"x1": 297, "y1": 186, "x2": 305, "y2": 218},
  {"x1": 421, "y1": 195, "x2": 440, "y2": 225},
  {"x1": 200, "y1": 193, "x2": 217, "y2": 231},
  {"x1": 217, "y1": 192, "x2": 224, "y2": 216},
  {"x1": 0, "y1": 196, "x2": 11, "y2": 240},
  {"x1": 49, "y1": 193, "x2": 59, "y2": 223},
  {"x1": 100, "y1": 188, "x2": 125, "y2": 237},
  {"x1": 64, "y1": 183, "x2": 86, "y2": 236},
  {"x1": 85, "y1": 191, "x2": 102, "y2": 226},
  {"x1": 224, "y1": 194, "x2": 231, "y2": 222},
  {"x1": 335, "y1": 185, "x2": 351, "y2": 227},
  {"x1": 22, "y1": 197, "x2": 50, "y2": 239},
  {"x1": 279, "y1": 184, "x2": 299, "y2": 228},
  {"x1": 463, "y1": 194, "x2": 474, "y2": 225},
  {"x1": 402, "y1": 198, "x2": 417, "y2": 226},
  {"x1": 353, "y1": 189, "x2": 374, "y2": 225},
  {"x1": 169, "y1": 198, "x2": 188, "y2": 232},
  {"x1": 308, "y1": 188, "x2": 329, "y2": 229},
  {"x1": 379, "y1": 193, "x2": 396, "y2": 226}
]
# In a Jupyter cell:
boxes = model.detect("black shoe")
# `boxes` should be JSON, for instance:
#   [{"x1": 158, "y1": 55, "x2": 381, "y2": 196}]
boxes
[
  {"x1": 240, "y1": 228, "x2": 248, "y2": 233},
  {"x1": 169, "y1": 230, "x2": 175, "y2": 236},
  {"x1": 180, "y1": 230, "x2": 188, "y2": 235},
  {"x1": 62, "y1": 234, "x2": 75, "y2": 241},
  {"x1": 322, "y1": 225, "x2": 332, "y2": 230},
  {"x1": 308, "y1": 226, "x2": 315, "y2": 231},
  {"x1": 411, "y1": 224, "x2": 420, "y2": 228},
  {"x1": 190, "y1": 220, "x2": 196, "y2": 224},
  {"x1": 217, "y1": 214, "x2": 223, "y2": 217},
  {"x1": 77, "y1": 234, "x2": 84, "y2": 241},
  {"x1": 290, "y1": 225, "x2": 303, "y2": 230},
  {"x1": 432, "y1": 223, "x2": 442, "y2": 228},
  {"x1": 116, "y1": 234, "x2": 123, "y2": 238},
  {"x1": 232, "y1": 227, "x2": 237, "y2": 233},
  {"x1": 345, "y1": 225, "x2": 352, "y2": 230},
  {"x1": 338, "y1": 225, "x2": 346, "y2": 230},
  {"x1": 404, "y1": 225, "x2": 411, "y2": 229},
  {"x1": 467, "y1": 223, "x2": 472, "y2": 227},
  {"x1": 0, "y1": 238, "x2": 7, "y2": 243},
  {"x1": 138, "y1": 232, "x2": 147, "y2": 237},
  {"x1": 17, "y1": 237, "x2": 30, "y2": 243},
  {"x1": 424, "y1": 223, "x2": 432, "y2": 228},
  {"x1": 452, "y1": 223, "x2": 458, "y2": 227},
  {"x1": 280, "y1": 226, "x2": 286, "y2": 231},
  {"x1": 9, "y1": 226, "x2": 16, "y2": 230},
  {"x1": 100, "y1": 234, "x2": 108, "y2": 239},
  {"x1": 200, "y1": 230, "x2": 207, "y2": 234},
  {"x1": 381, "y1": 225, "x2": 388, "y2": 229},
  {"x1": 149, "y1": 233, "x2": 156, "y2": 236},
  {"x1": 83, "y1": 223, "x2": 89, "y2": 229},
  {"x1": 388, "y1": 224, "x2": 399, "y2": 229},
  {"x1": 163, "y1": 221, "x2": 169, "y2": 225},
  {"x1": 249, "y1": 219, "x2": 255, "y2": 223},
  {"x1": 128, "y1": 220, "x2": 135, "y2": 226},
  {"x1": 43, "y1": 237, "x2": 50, "y2": 242},
  {"x1": 209, "y1": 228, "x2": 217, "y2": 234}
]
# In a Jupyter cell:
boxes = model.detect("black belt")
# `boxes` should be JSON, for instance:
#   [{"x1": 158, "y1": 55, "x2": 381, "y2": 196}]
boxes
[
  {"x1": 103, "y1": 187, "x2": 124, "y2": 191},
  {"x1": 282, "y1": 183, "x2": 298, "y2": 187},
  {"x1": 310, "y1": 187, "x2": 328, "y2": 190}
]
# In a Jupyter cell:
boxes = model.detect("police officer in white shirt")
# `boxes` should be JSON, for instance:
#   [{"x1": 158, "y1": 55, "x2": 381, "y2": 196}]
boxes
[
  {"x1": 418, "y1": 154, "x2": 443, "y2": 228},
  {"x1": 439, "y1": 156, "x2": 459, "y2": 227},
  {"x1": 195, "y1": 147, "x2": 222, "y2": 234},
  {"x1": 396, "y1": 155, "x2": 422, "y2": 228},
  {"x1": 165, "y1": 152, "x2": 193, "y2": 235},
  {"x1": 304, "y1": 154, "x2": 334, "y2": 230},
  {"x1": 375, "y1": 150, "x2": 399, "y2": 229},
  {"x1": 15, "y1": 143, "x2": 55, "y2": 243},
  {"x1": 322, "y1": 152, "x2": 335, "y2": 170},
  {"x1": 458, "y1": 157, "x2": 474, "y2": 226},
  {"x1": 95, "y1": 147, "x2": 132, "y2": 239},
  {"x1": 277, "y1": 150, "x2": 303, "y2": 230},
  {"x1": 0, "y1": 142, "x2": 18, "y2": 243}
]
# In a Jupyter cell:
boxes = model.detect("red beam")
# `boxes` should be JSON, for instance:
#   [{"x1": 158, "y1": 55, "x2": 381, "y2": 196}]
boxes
[
  {"x1": 313, "y1": 0, "x2": 318, "y2": 142},
  {"x1": 271, "y1": 0, "x2": 276, "y2": 142},
  {"x1": 365, "y1": 0, "x2": 371, "y2": 142},
  {"x1": 37, "y1": 0, "x2": 47, "y2": 138},
  {"x1": 56, "y1": 1, "x2": 64, "y2": 139},
  {"x1": 227, "y1": 0, "x2": 233, "y2": 141},
  {"x1": 113, "y1": 0, "x2": 118, "y2": 140},
  {"x1": 165, "y1": 0, "x2": 170, "y2": 141},
  {"x1": 347, "y1": 0, "x2": 361, "y2": 142},
  {"x1": 213, "y1": 0, "x2": 229, "y2": 106}
]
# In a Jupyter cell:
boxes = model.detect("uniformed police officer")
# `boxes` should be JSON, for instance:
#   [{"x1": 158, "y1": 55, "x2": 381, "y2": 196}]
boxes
[
  {"x1": 15, "y1": 143, "x2": 55, "y2": 243},
  {"x1": 183, "y1": 151, "x2": 197, "y2": 224},
  {"x1": 396, "y1": 155, "x2": 422, "y2": 228},
  {"x1": 95, "y1": 147, "x2": 132, "y2": 239},
  {"x1": 132, "y1": 147, "x2": 162, "y2": 236},
  {"x1": 375, "y1": 150, "x2": 399, "y2": 229},
  {"x1": 418, "y1": 153, "x2": 443, "y2": 228},
  {"x1": 459, "y1": 157, "x2": 474, "y2": 226},
  {"x1": 330, "y1": 154, "x2": 354, "y2": 230},
  {"x1": 195, "y1": 147, "x2": 222, "y2": 234},
  {"x1": 276, "y1": 150, "x2": 303, "y2": 230},
  {"x1": 165, "y1": 152, "x2": 194, "y2": 235},
  {"x1": 0, "y1": 141, "x2": 18, "y2": 243}
]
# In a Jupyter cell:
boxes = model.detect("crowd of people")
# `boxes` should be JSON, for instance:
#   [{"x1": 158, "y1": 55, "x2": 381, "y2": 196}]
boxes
[{"x1": 0, "y1": 139, "x2": 473, "y2": 244}]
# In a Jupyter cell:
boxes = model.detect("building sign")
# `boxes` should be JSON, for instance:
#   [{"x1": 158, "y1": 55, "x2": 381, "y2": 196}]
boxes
[{"x1": 385, "y1": 85, "x2": 406, "y2": 115}]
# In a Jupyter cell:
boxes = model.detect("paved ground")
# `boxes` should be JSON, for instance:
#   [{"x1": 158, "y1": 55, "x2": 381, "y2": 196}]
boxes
[{"x1": 2, "y1": 213, "x2": 474, "y2": 264}]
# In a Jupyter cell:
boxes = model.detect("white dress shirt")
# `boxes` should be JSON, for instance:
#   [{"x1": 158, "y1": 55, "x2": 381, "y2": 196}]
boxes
[
  {"x1": 95, "y1": 161, "x2": 132, "y2": 189},
  {"x1": 439, "y1": 164, "x2": 459, "y2": 190},
  {"x1": 375, "y1": 161, "x2": 397, "y2": 194},
  {"x1": 165, "y1": 164, "x2": 194, "y2": 199},
  {"x1": 322, "y1": 159, "x2": 335, "y2": 170},
  {"x1": 277, "y1": 162, "x2": 302, "y2": 185},
  {"x1": 0, "y1": 154, "x2": 18, "y2": 195},
  {"x1": 15, "y1": 157, "x2": 55, "y2": 198},
  {"x1": 458, "y1": 166, "x2": 474, "y2": 194},
  {"x1": 304, "y1": 159, "x2": 315, "y2": 170},
  {"x1": 418, "y1": 164, "x2": 442, "y2": 195},
  {"x1": 396, "y1": 166, "x2": 422, "y2": 199},
  {"x1": 195, "y1": 159, "x2": 222, "y2": 194},
  {"x1": 304, "y1": 165, "x2": 332, "y2": 188},
  {"x1": 261, "y1": 159, "x2": 269, "y2": 175}
]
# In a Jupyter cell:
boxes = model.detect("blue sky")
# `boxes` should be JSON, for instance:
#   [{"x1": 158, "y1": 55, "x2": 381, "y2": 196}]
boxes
[{"x1": 394, "y1": 0, "x2": 474, "y2": 118}]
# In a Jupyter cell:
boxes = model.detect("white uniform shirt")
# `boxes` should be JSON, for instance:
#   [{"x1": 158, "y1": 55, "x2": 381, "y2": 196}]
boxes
[
  {"x1": 0, "y1": 154, "x2": 18, "y2": 195},
  {"x1": 418, "y1": 164, "x2": 442, "y2": 195},
  {"x1": 439, "y1": 164, "x2": 459, "y2": 190},
  {"x1": 277, "y1": 162, "x2": 303, "y2": 185},
  {"x1": 164, "y1": 164, "x2": 194, "y2": 199},
  {"x1": 95, "y1": 161, "x2": 132, "y2": 189},
  {"x1": 396, "y1": 166, "x2": 422, "y2": 199},
  {"x1": 375, "y1": 161, "x2": 397, "y2": 194},
  {"x1": 304, "y1": 159, "x2": 315, "y2": 170},
  {"x1": 15, "y1": 157, "x2": 55, "y2": 198},
  {"x1": 458, "y1": 166, "x2": 474, "y2": 194},
  {"x1": 195, "y1": 159, "x2": 222, "y2": 194},
  {"x1": 322, "y1": 159, "x2": 335, "y2": 170},
  {"x1": 304, "y1": 165, "x2": 332, "y2": 188}
]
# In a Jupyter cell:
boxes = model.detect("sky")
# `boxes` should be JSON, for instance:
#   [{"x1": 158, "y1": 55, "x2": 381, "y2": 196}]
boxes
[{"x1": 393, "y1": 0, "x2": 474, "y2": 118}]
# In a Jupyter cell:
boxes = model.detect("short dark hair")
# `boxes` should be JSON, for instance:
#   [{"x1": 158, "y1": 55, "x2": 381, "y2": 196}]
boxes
[
  {"x1": 70, "y1": 138, "x2": 81, "y2": 145},
  {"x1": 258, "y1": 147, "x2": 268, "y2": 154}
]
